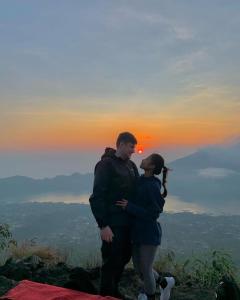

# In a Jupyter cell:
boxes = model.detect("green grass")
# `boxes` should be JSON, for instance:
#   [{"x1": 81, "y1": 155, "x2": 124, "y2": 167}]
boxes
[
  {"x1": 1, "y1": 223, "x2": 239, "y2": 291},
  {"x1": 154, "y1": 249, "x2": 239, "y2": 288}
]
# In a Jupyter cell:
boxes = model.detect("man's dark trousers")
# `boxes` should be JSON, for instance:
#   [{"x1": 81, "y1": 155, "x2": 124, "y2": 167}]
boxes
[{"x1": 100, "y1": 226, "x2": 132, "y2": 297}]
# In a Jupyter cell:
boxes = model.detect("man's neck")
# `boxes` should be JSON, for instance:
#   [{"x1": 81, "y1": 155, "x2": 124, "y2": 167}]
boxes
[{"x1": 115, "y1": 149, "x2": 127, "y2": 160}]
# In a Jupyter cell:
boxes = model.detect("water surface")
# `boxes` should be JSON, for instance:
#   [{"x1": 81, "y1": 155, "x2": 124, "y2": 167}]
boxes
[{"x1": 29, "y1": 193, "x2": 240, "y2": 216}]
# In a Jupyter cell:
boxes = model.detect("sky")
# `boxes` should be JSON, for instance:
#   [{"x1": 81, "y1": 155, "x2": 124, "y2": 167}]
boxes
[{"x1": 0, "y1": 1, "x2": 240, "y2": 177}]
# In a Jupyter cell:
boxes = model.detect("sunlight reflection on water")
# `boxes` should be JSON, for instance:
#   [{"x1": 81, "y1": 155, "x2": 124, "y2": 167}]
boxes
[
  {"x1": 29, "y1": 193, "x2": 210, "y2": 214},
  {"x1": 29, "y1": 194, "x2": 91, "y2": 204},
  {"x1": 28, "y1": 193, "x2": 240, "y2": 215}
]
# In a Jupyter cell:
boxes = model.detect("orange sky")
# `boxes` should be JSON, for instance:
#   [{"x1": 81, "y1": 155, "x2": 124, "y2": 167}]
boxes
[{"x1": 0, "y1": 89, "x2": 240, "y2": 151}]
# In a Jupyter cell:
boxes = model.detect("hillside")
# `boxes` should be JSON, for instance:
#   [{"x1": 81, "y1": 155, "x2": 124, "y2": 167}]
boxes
[
  {"x1": 169, "y1": 142, "x2": 240, "y2": 171},
  {"x1": 168, "y1": 142, "x2": 240, "y2": 206},
  {"x1": 0, "y1": 173, "x2": 93, "y2": 202},
  {"x1": 1, "y1": 142, "x2": 239, "y2": 211},
  {"x1": 0, "y1": 254, "x2": 220, "y2": 300}
]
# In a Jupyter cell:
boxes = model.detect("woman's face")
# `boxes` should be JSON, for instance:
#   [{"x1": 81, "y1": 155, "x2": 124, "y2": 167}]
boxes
[{"x1": 140, "y1": 155, "x2": 155, "y2": 171}]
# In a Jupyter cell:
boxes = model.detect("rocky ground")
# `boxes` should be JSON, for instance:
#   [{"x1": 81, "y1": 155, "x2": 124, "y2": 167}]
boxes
[{"x1": 0, "y1": 255, "x2": 215, "y2": 299}]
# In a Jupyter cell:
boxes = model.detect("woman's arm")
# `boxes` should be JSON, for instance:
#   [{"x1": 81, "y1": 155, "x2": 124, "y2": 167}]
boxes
[
  {"x1": 116, "y1": 199, "x2": 159, "y2": 220},
  {"x1": 116, "y1": 181, "x2": 165, "y2": 220}
]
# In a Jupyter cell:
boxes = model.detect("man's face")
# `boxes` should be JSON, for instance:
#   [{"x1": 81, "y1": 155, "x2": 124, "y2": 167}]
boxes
[{"x1": 119, "y1": 142, "x2": 136, "y2": 159}]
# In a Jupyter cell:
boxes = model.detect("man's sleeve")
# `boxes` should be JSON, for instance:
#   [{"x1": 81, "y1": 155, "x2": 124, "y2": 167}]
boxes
[{"x1": 89, "y1": 159, "x2": 112, "y2": 228}]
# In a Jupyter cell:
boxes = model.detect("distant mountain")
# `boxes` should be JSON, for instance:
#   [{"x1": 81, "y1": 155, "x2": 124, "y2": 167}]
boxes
[
  {"x1": 168, "y1": 142, "x2": 240, "y2": 205},
  {"x1": 0, "y1": 173, "x2": 93, "y2": 202},
  {"x1": 169, "y1": 142, "x2": 240, "y2": 171},
  {"x1": 1, "y1": 142, "x2": 240, "y2": 209}
]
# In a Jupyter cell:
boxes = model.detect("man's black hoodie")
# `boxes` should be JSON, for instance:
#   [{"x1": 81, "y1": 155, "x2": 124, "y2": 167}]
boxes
[{"x1": 89, "y1": 147, "x2": 139, "y2": 228}]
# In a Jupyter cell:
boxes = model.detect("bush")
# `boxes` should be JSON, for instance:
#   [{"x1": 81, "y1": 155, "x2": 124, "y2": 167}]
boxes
[
  {"x1": 190, "y1": 250, "x2": 237, "y2": 288},
  {"x1": 0, "y1": 224, "x2": 15, "y2": 251},
  {"x1": 154, "y1": 249, "x2": 237, "y2": 288},
  {"x1": 154, "y1": 249, "x2": 190, "y2": 282},
  {"x1": 9, "y1": 238, "x2": 67, "y2": 265}
]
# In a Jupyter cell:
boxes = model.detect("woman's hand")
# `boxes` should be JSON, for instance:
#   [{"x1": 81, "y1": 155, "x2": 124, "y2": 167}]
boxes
[{"x1": 116, "y1": 199, "x2": 128, "y2": 209}]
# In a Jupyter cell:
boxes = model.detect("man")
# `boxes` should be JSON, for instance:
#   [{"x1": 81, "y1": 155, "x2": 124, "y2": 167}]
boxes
[{"x1": 89, "y1": 132, "x2": 139, "y2": 298}]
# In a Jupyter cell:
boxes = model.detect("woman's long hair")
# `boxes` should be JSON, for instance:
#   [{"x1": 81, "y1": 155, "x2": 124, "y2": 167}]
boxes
[{"x1": 150, "y1": 153, "x2": 169, "y2": 198}]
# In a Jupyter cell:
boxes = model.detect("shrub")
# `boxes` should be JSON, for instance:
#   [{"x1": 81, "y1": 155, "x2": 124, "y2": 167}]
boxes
[
  {"x1": 9, "y1": 238, "x2": 67, "y2": 265},
  {"x1": 0, "y1": 224, "x2": 15, "y2": 251},
  {"x1": 154, "y1": 249, "x2": 190, "y2": 282},
  {"x1": 154, "y1": 249, "x2": 237, "y2": 288},
  {"x1": 190, "y1": 250, "x2": 237, "y2": 288}
]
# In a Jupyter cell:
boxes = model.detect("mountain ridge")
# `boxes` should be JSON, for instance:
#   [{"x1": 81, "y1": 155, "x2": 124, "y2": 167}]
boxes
[{"x1": 0, "y1": 142, "x2": 239, "y2": 209}]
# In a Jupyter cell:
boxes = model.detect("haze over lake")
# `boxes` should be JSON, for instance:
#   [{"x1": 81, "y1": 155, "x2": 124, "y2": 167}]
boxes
[{"x1": 28, "y1": 193, "x2": 239, "y2": 216}]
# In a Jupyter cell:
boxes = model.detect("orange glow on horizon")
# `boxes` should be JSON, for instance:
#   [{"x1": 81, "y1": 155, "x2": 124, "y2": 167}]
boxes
[
  {"x1": 0, "y1": 125, "x2": 237, "y2": 152},
  {"x1": 1, "y1": 109, "x2": 239, "y2": 152}
]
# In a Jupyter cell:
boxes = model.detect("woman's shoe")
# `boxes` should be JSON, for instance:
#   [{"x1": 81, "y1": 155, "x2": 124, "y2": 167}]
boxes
[
  {"x1": 137, "y1": 293, "x2": 148, "y2": 300},
  {"x1": 159, "y1": 277, "x2": 175, "y2": 300}
]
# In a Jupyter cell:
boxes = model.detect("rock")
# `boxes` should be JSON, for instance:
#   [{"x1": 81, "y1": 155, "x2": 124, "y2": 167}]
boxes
[
  {"x1": 31, "y1": 263, "x2": 71, "y2": 286},
  {"x1": 0, "y1": 257, "x2": 32, "y2": 281},
  {"x1": 64, "y1": 267, "x2": 97, "y2": 294},
  {"x1": 86, "y1": 267, "x2": 100, "y2": 280},
  {"x1": 0, "y1": 257, "x2": 217, "y2": 299},
  {"x1": 0, "y1": 275, "x2": 17, "y2": 296},
  {"x1": 171, "y1": 286, "x2": 215, "y2": 300},
  {"x1": 22, "y1": 255, "x2": 44, "y2": 270}
]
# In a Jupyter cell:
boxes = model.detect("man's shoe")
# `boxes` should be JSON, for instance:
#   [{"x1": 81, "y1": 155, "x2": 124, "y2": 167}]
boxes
[
  {"x1": 159, "y1": 277, "x2": 175, "y2": 300},
  {"x1": 146, "y1": 293, "x2": 156, "y2": 300},
  {"x1": 114, "y1": 291, "x2": 133, "y2": 300}
]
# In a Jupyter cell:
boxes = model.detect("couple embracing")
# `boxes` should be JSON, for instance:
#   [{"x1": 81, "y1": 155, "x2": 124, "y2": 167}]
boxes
[{"x1": 89, "y1": 132, "x2": 175, "y2": 300}]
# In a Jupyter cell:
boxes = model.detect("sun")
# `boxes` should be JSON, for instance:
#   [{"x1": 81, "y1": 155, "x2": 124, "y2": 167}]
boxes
[{"x1": 137, "y1": 149, "x2": 143, "y2": 154}]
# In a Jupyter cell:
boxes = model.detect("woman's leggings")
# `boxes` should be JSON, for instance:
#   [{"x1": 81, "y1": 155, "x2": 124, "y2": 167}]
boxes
[{"x1": 132, "y1": 244, "x2": 159, "y2": 295}]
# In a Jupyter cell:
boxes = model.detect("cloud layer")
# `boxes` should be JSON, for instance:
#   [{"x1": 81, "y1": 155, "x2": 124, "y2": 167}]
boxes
[{"x1": 0, "y1": 1, "x2": 239, "y2": 151}]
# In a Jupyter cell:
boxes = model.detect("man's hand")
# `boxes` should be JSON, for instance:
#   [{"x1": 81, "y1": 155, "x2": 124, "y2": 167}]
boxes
[
  {"x1": 116, "y1": 199, "x2": 128, "y2": 209},
  {"x1": 100, "y1": 226, "x2": 114, "y2": 243}
]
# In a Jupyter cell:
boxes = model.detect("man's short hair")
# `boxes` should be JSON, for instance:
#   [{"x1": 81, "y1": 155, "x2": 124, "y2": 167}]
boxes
[{"x1": 116, "y1": 132, "x2": 137, "y2": 147}]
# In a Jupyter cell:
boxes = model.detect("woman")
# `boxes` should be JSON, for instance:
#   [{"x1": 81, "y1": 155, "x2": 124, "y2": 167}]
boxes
[{"x1": 116, "y1": 153, "x2": 175, "y2": 300}]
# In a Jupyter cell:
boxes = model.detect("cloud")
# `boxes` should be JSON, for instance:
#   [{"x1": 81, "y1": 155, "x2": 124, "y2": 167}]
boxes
[
  {"x1": 171, "y1": 25, "x2": 195, "y2": 41},
  {"x1": 198, "y1": 168, "x2": 237, "y2": 178},
  {"x1": 21, "y1": 48, "x2": 50, "y2": 61},
  {"x1": 107, "y1": 6, "x2": 195, "y2": 41},
  {"x1": 164, "y1": 85, "x2": 240, "y2": 120},
  {"x1": 169, "y1": 49, "x2": 208, "y2": 74}
]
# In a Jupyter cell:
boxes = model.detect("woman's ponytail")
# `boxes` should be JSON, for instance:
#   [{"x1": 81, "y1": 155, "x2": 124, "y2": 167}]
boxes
[
  {"x1": 161, "y1": 166, "x2": 169, "y2": 198},
  {"x1": 150, "y1": 153, "x2": 170, "y2": 198}
]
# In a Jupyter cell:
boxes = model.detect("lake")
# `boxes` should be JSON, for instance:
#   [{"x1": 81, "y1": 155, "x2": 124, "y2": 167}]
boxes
[{"x1": 28, "y1": 193, "x2": 240, "y2": 215}]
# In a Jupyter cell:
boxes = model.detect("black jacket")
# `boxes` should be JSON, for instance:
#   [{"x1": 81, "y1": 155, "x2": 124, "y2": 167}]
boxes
[{"x1": 89, "y1": 148, "x2": 139, "y2": 228}]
